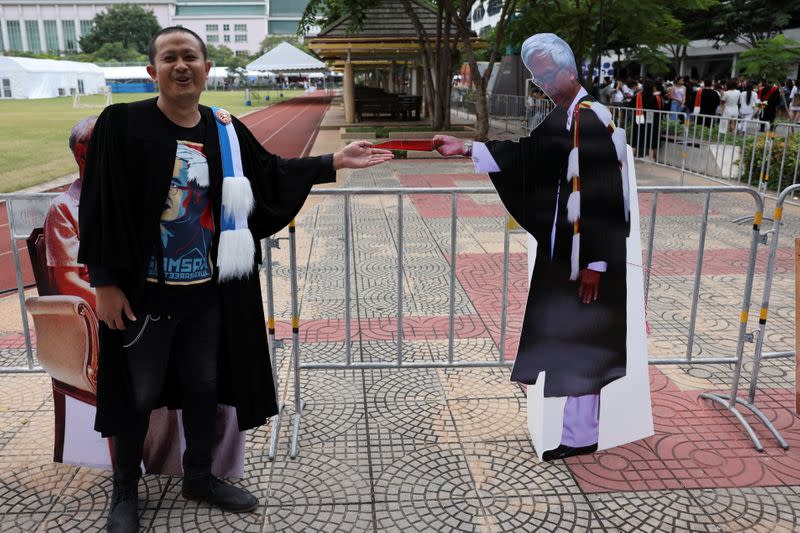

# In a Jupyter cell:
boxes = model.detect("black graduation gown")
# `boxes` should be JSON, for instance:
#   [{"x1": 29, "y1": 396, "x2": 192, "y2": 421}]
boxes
[
  {"x1": 77, "y1": 98, "x2": 335, "y2": 436},
  {"x1": 485, "y1": 96, "x2": 629, "y2": 397},
  {"x1": 635, "y1": 92, "x2": 663, "y2": 154},
  {"x1": 698, "y1": 89, "x2": 721, "y2": 128},
  {"x1": 760, "y1": 87, "x2": 781, "y2": 123}
]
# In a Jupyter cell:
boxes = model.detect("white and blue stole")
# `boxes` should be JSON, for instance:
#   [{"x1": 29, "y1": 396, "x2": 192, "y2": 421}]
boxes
[{"x1": 212, "y1": 107, "x2": 256, "y2": 281}]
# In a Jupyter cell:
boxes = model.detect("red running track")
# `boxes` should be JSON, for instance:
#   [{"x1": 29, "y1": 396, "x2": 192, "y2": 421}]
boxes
[{"x1": 0, "y1": 93, "x2": 331, "y2": 295}]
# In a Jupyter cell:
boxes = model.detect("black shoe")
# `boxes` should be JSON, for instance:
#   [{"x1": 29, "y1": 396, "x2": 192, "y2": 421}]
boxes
[
  {"x1": 182, "y1": 473, "x2": 258, "y2": 513},
  {"x1": 107, "y1": 477, "x2": 139, "y2": 533},
  {"x1": 541, "y1": 443, "x2": 598, "y2": 462}
]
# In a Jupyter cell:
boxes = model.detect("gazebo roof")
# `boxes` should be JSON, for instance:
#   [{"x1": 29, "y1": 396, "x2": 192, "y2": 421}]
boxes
[
  {"x1": 247, "y1": 41, "x2": 327, "y2": 72},
  {"x1": 309, "y1": 0, "x2": 483, "y2": 63}
]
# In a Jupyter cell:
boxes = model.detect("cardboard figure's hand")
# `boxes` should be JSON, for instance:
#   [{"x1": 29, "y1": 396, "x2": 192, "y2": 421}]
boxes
[
  {"x1": 96, "y1": 285, "x2": 136, "y2": 330},
  {"x1": 333, "y1": 141, "x2": 394, "y2": 170},
  {"x1": 433, "y1": 135, "x2": 465, "y2": 157},
  {"x1": 578, "y1": 268, "x2": 600, "y2": 304}
]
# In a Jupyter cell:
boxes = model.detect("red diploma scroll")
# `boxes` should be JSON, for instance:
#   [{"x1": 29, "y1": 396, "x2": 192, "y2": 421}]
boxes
[{"x1": 372, "y1": 139, "x2": 444, "y2": 151}]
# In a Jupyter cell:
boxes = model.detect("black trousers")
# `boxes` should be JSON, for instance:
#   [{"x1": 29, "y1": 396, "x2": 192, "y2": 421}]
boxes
[{"x1": 113, "y1": 302, "x2": 220, "y2": 483}]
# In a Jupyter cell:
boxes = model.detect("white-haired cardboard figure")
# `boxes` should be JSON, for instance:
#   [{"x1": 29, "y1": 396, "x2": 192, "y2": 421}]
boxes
[{"x1": 435, "y1": 33, "x2": 653, "y2": 460}]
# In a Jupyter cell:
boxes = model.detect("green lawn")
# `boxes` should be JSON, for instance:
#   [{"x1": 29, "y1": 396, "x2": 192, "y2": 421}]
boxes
[{"x1": 0, "y1": 89, "x2": 305, "y2": 192}]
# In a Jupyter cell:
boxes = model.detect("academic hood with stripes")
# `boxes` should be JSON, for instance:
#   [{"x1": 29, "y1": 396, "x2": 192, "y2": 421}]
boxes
[{"x1": 78, "y1": 98, "x2": 335, "y2": 437}]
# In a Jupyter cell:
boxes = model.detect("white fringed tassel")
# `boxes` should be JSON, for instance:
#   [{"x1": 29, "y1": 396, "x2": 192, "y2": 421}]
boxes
[
  {"x1": 620, "y1": 160, "x2": 630, "y2": 223},
  {"x1": 612, "y1": 127, "x2": 627, "y2": 162},
  {"x1": 567, "y1": 148, "x2": 579, "y2": 182},
  {"x1": 590, "y1": 102, "x2": 612, "y2": 128},
  {"x1": 222, "y1": 176, "x2": 255, "y2": 219},
  {"x1": 566, "y1": 191, "x2": 581, "y2": 223},
  {"x1": 217, "y1": 228, "x2": 255, "y2": 281},
  {"x1": 570, "y1": 233, "x2": 580, "y2": 281}
]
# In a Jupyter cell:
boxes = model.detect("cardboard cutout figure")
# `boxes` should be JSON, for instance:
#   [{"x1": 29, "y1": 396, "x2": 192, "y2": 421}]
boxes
[
  {"x1": 453, "y1": 33, "x2": 653, "y2": 460},
  {"x1": 41, "y1": 117, "x2": 245, "y2": 476}
]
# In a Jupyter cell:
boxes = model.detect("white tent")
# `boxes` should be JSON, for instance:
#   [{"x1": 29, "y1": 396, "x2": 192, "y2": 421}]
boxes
[
  {"x1": 246, "y1": 42, "x2": 328, "y2": 73},
  {"x1": 101, "y1": 65, "x2": 150, "y2": 82},
  {"x1": 0, "y1": 56, "x2": 105, "y2": 99},
  {"x1": 207, "y1": 66, "x2": 275, "y2": 85}
]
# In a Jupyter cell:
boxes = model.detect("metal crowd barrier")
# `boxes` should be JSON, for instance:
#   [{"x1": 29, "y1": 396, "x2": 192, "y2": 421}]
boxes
[
  {"x1": 702, "y1": 182, "x2": 800, "y2": 451},
  {"x1": 266, "y1": 185, "x2": 794, "y2": 457},
  {"x1": 0, "y1": 192, "x2": 55, "y2": 373},
  {"x1": 1, "y1": 184, "x2": 795, "y2": 454}
]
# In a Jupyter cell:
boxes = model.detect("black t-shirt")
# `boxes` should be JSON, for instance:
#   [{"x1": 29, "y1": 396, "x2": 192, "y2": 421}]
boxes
[{"x1": 142, "y1": 112, "x2": 218, "y2": 314}]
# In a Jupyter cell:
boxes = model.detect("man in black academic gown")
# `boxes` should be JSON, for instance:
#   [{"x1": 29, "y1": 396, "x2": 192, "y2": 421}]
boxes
[
  {"x1": 435, "y1": 33, "x2": 630, "y2": 461},
  {"x1": 78, "y1": 26, "x2": 393, "y2": 533}
]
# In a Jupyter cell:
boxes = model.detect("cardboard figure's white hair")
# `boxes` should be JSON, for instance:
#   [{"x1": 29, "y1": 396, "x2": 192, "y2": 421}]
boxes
[{"x1": 521, "y1": 33, "x2": 578, "y2": 79}]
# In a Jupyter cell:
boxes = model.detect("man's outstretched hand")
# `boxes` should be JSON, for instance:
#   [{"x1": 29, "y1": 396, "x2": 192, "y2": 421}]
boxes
[
  {"x1": 578, "y1": 268, "x2": 600, "y2": 304},
  {"x1": 334, "y1": 141, "x2": 394, "y2": 170},
  {"x1": 432, "y1": 134, "x2": 466, "y2": 157}
]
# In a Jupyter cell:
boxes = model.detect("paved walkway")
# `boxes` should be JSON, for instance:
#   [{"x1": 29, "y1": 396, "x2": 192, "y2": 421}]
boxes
[{"x1": 0, "y1": 104, "x2": 799, "y2": 531}]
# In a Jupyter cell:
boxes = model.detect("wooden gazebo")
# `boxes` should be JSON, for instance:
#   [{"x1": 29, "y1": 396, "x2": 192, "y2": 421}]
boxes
[{"x1": 308, "y1": 0, "x2": 482, "y2": 123}]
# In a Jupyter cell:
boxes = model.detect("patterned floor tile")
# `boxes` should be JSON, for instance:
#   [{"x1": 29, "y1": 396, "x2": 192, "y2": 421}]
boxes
[
  {"x1": 372, "y1": 443, "x2": 478, "y2": 503},
  {"x1": 691, "y1": 486, "x2": 800, "y2": 532},
  {"x1": 478, "y1": 494, "x2": 600, "y2": 533},
  {"x1": 264, "y1": 503, "x2": 373, "y2": 533},
  {"x1": 0, "y1": 374, "x2": 51, "y2": 411},
  {"x1": 588, "y1": 489, "x2": 720, "y2": 532},
  {"x1": 267, "y1": 449, "x2": 371, "y2": 507},
  {"x1": 0, "y1": 462, "x2": 77, "y2": 515}
]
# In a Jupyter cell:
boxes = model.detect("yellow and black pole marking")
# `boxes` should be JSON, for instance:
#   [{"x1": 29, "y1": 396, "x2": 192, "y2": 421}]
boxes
[
  {"x1": 753, "y1": 210, "x2": 762, "y2": 232},
  {"x1": 268, "y1": 316, "x2": 275, "y2": 337},
  {"x1": 292, "y1": 315, "x2": 299, "y2": 335}
]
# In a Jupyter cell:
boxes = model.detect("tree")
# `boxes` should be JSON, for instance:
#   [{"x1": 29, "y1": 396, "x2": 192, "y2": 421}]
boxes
[
  {"x1": 91, "y1": 41, "x2": 147, "y2": 63},
  {"x1": 207, "y1": 44, "x2": 237, "y2": 66},
  {"x1": 712, "y1": 0, "x2": 800, "y2": 48},
  {"x1": 738, "y1": 34, "x2": 800, "y2": 82},
  {"x1": 79, "y1": 4, "x2": 161, "y2": 55},
  {"x1": 258, "y1": 35, "x2": 310, "y2": 55},
  {"x1": 662, "y1": 2, "x2": 719, "y2": 76},
  {"x1": 444, "y1": 0, "x2": 519, "y2": 140},
  {"x1": 503, "y1": 0, "x2": 713, "y2": 87}
]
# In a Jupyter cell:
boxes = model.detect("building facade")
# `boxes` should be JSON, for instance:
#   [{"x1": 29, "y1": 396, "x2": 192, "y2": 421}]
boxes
[
  {"x1": 0, "y1": 0, "x2": 311, "y2": 56},
  {"x1": 469, "y1": 0, "x2": 503, "y2": 37}
]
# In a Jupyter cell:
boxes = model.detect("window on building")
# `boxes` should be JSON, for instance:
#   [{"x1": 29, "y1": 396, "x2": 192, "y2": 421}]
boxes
[
  {"x1": 472, "y1": 5, "x2": 485, "y2": 22},
  {"x1": 0, "y1": 24, "x2": 4, "y2": 51},
  {"x1": 25, "y1": 20, "x2": 41, "y2": 53},
  {"x1": 77, "y1": 79, "x2": 85, "y2": 95},
  {"x1": 235, "y1": 50, "x2": 248, "y2": 57},
  {"x1": 2, "y1": 79, "x2": 11, "y2": 98},
  {"x1": 206, "y1": 24, "x2": 218, "y2": 32},
  {"x1": 270, "y1": 0, "x2": 310, "y2": 17},
  {"x1": 234, "y1": 24, "x2": 247, "y2": 32},
  {"x1": 43, "y1": 20, "x2": 59, "y2": 52},
  {"x1": 79, "y1": 20, "x2": 93, "y2": 37},
  {"x1": 487, "y1": 0, "x2": 503, "y2": 16},
  {"x1": 267, "y1": 20, "x2": 299, "y2": 35},
  {"x1": 235, "y1": 34, "x2": 247, "y2": 42},
  {"x1": 176, "y1": 5, "x2": 264, "y2": 16},
  {"x1": 6, "y1": 21, "x2": 22, "y2": 51},
  {"x1": 223, "y1": 34, "x2": 230, "y2": 42},
  {"x1": 61, "y1": 20, "x2": 77, "y2": 52},
  {"x1": 207, "y1": 34, "x2": 219, "y2": 43},
  {"x1": 223, "y1": 24, "x2": 230, "y2": 31}
]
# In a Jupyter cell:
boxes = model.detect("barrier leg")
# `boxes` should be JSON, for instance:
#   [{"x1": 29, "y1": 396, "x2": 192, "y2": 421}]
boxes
[
  {"x1": 263, "y1": 237, "x2": 284, "y2": 461},
  {"x1": 287, "y1": 220, "x2": 305, "y2": 459}
]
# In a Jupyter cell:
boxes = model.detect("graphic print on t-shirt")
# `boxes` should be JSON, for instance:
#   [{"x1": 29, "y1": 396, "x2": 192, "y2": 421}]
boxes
[{"x1": 146, "y1": 140, "x2": 215, "y2": 284}]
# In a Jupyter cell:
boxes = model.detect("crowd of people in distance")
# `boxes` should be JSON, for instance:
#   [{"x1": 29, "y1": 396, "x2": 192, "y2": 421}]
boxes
[{"x1": 595, "y1": 75, "x2": 794, "y2": 128}]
